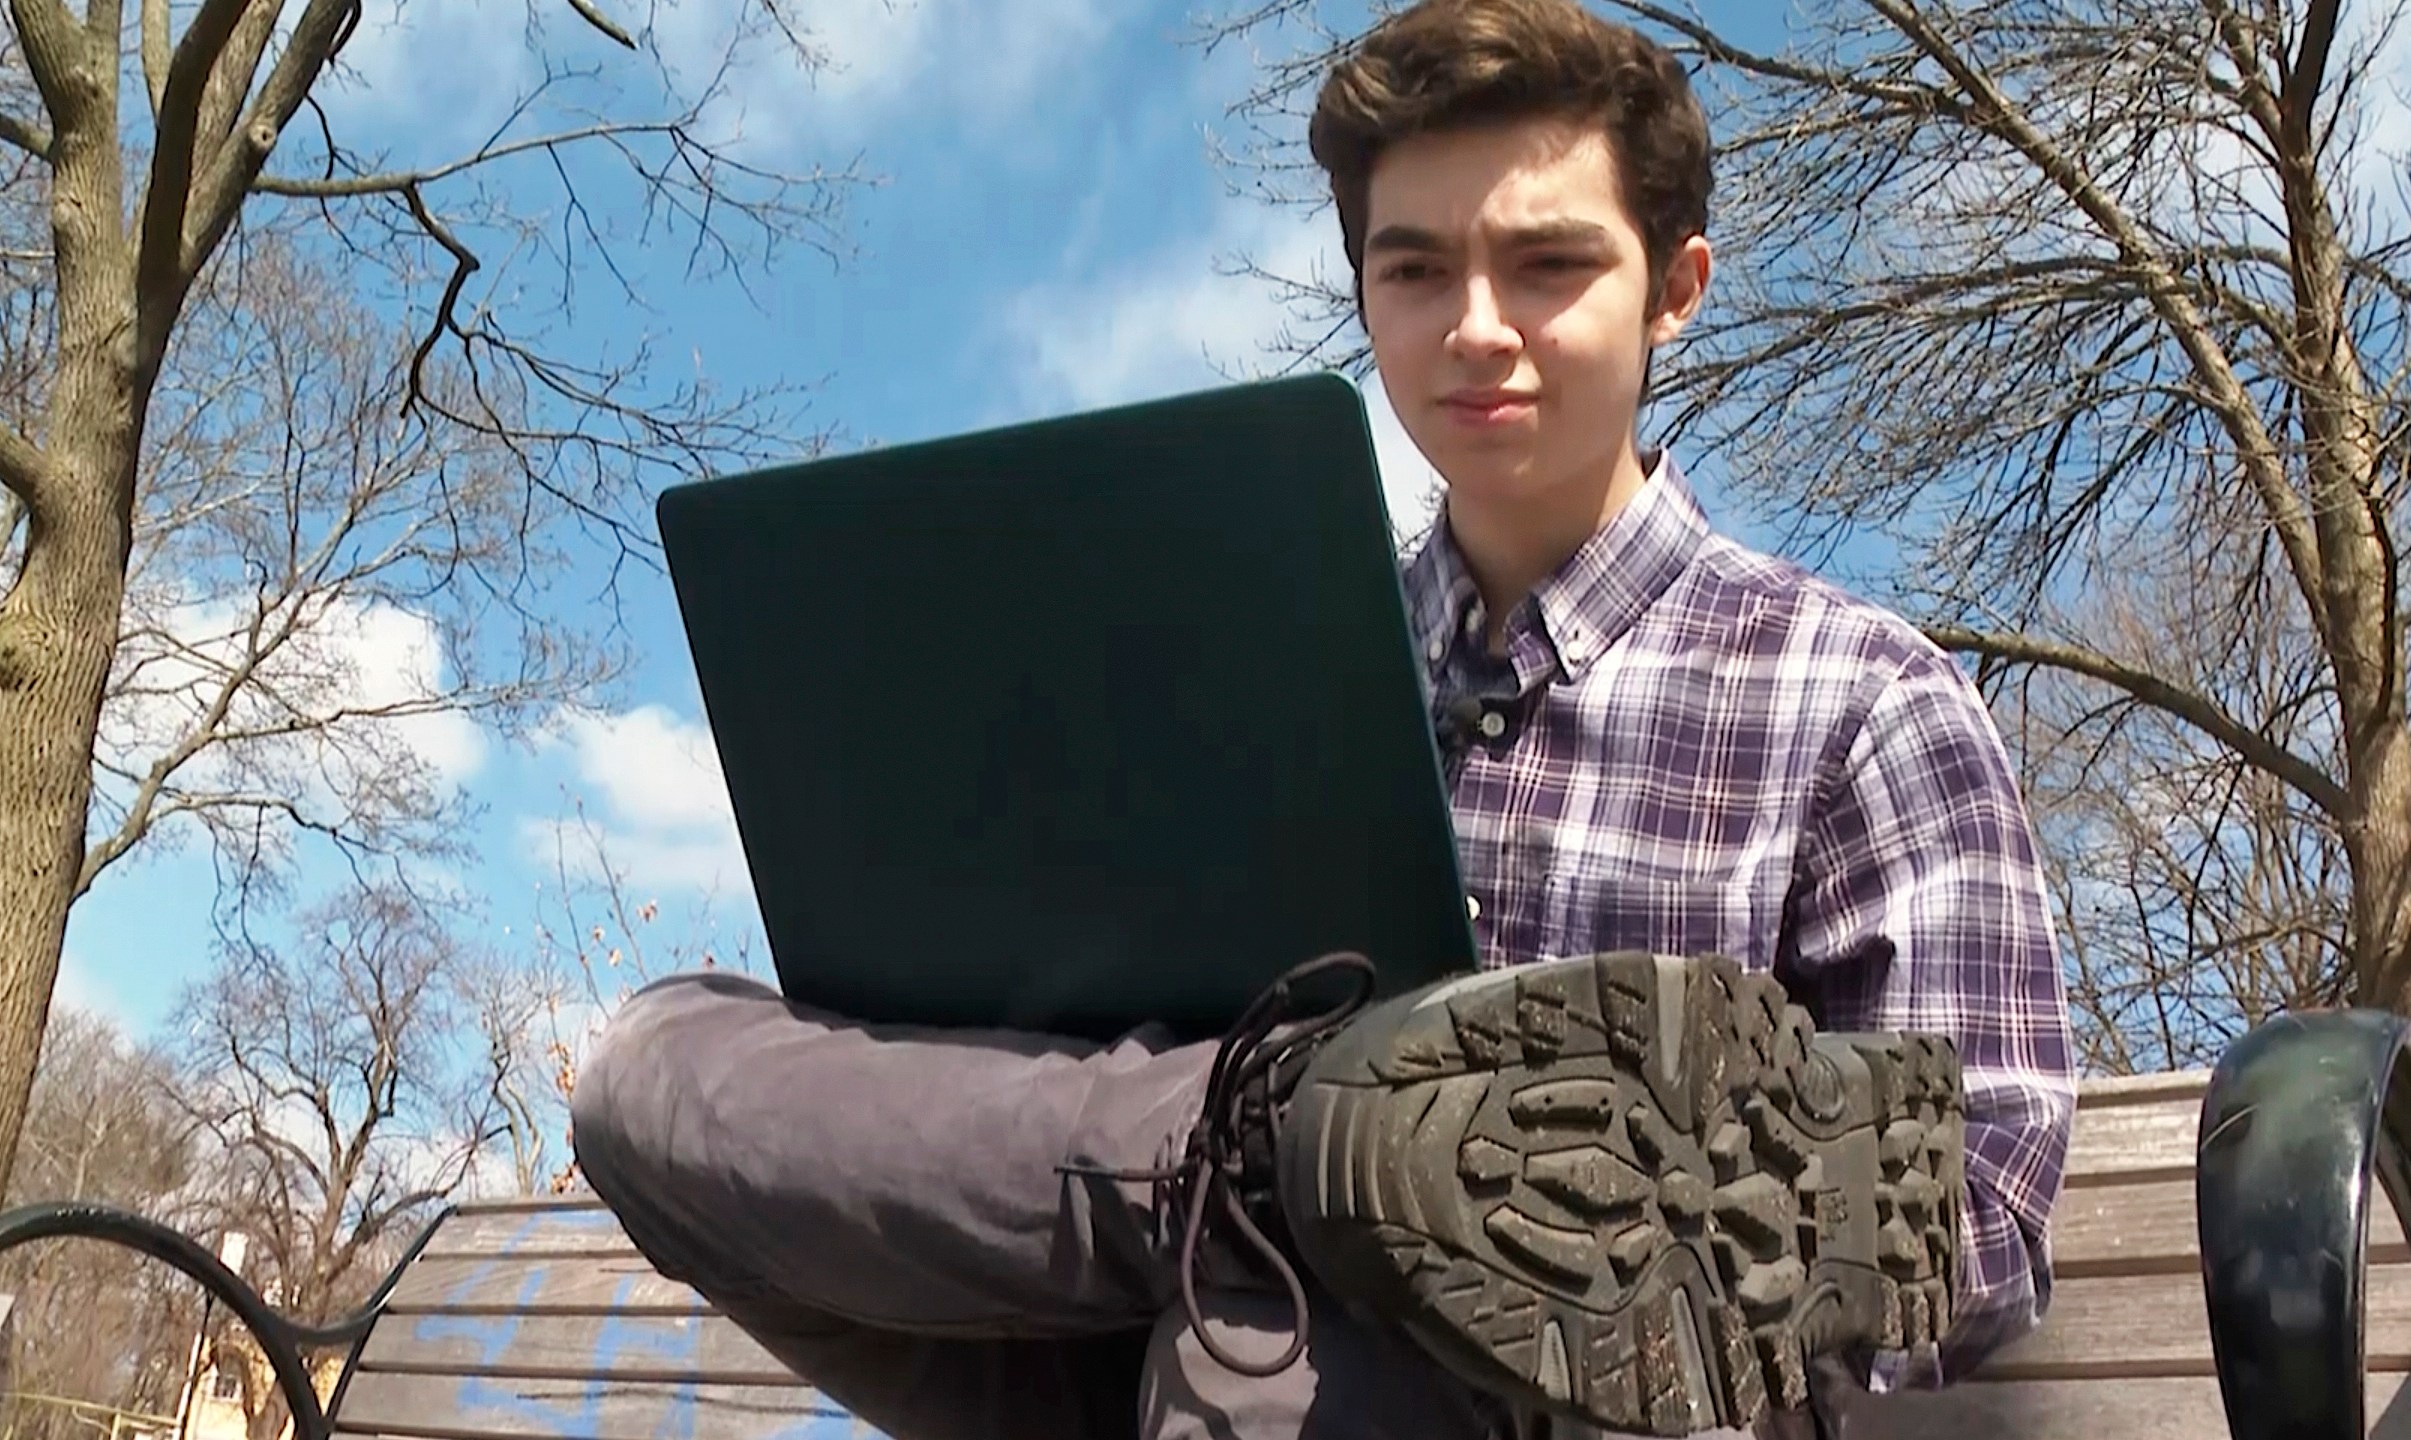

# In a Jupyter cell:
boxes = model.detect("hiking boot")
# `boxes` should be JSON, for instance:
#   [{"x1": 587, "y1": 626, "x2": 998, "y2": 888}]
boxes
[{"x1": 1272, "y1": 951, "x2": 1965, "y2": 1436}]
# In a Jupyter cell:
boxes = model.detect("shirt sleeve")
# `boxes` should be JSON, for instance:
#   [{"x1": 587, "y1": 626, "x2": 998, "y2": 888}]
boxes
[{"x1": 1784, "y1": 645, "x2": 2078, "y2": 1387}]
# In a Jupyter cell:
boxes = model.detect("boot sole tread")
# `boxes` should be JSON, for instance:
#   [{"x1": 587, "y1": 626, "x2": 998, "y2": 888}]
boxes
[{"x1": 1281, "y1": 951, "x2": 1966, "y2": 1435}]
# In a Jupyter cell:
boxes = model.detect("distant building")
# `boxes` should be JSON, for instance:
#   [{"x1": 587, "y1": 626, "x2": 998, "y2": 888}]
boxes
[{"x1": 182, "y1": 1343, "x2": 343, "y2": 1440}]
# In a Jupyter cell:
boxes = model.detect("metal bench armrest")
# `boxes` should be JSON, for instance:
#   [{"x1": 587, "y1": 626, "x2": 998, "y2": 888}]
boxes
[
  {"x1": 0, "y1": 1200, "x2": 444, "y2": 1440},
  {"x1": 2197, "y1": 1009, "x2": 2411, "y2": 1440}
]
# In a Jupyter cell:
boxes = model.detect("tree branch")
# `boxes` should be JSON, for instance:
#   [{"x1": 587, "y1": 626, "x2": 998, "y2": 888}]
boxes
[
  {"x1": 85, "y1": 0, "x2": 128, "y2": 74},
  {"x1": 134, "y1": 0, "x2": 256, "y2": 312},
  {"x1": 194, "y1": 0, "x2": 281, "y2": 164},
  {"x1": 9, "y1": 0, "x2": 83, "y2": 121},
  {"x1": 248, "y1": 119, "x2": 690, "y2": 199},
  {"x1": 0, "y1": 425, "x2": 47, "y2": 516},
  {"x1": 2202, "y1": 0, "x2": 2287, "y2": 146},
  {"x1": 1607, "y1": 0, "x2": 1965, "y2": 117},
  {"x1": 1864, "y1": 0, "x2": 2333, "y2": 651},
  {"x1": 564, "y1": 0, "x2": 636, "y2": 50},
  {"x1": 1928, "y1": 623, "x2": 2348, "y2": 817},
  {"x1": 139, "y1": 0, "x2": 168, "y2": 120},
  {"x1": 0, "y1": 110, "x2": 51, "y2": 158},
  {"x1": 401, "y1": 182, "x2": 479, "y2": 414},
  {"x1": 75, "y1": 580, "x2": 313, "y2": 894},
  {"x1": 178, "y1": 0, "x2": 361, "y2": 288},
  {"x1": 2282, "y1": 0, "x2": 2342, "y2": 149}
]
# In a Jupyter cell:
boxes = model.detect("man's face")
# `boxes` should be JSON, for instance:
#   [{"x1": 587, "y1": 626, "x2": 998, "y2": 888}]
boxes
[{"x1": 1360, "y1": 118, "x2": 1707, "y2": 514}]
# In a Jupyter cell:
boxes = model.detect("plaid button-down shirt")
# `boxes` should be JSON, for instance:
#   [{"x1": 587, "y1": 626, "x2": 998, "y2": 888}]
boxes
[{"x1": 1403, "y1": 454, "x2": 2076, "y2": 1387}]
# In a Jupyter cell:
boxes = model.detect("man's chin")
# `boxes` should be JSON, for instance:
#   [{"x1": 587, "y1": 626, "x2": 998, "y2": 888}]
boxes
[{"x1": 1433, "y1": 462, "x2": 1546, "y2": 509}]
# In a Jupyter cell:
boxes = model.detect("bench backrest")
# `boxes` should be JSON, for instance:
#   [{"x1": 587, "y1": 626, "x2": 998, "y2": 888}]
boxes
[
  {"x1": 329, "y1": 1201, "x2": 867, "y2": 1439},
  {"x1": 327, "y1": 1070, "x2": 2411, "y2": 1438},
  {"x1": 1834, "y1": 1069, "x2": 2411, "y2": 1437}
]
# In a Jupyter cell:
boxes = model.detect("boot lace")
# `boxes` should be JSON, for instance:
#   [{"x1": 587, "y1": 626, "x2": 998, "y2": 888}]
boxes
[{"x1": 1061, "y1": 951, "x2": 1378, "y2": 1377}]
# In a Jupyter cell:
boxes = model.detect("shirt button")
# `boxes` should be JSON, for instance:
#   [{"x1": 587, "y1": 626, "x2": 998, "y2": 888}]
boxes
[
  {"x1": 1466, "y1": 894, "x2": 1483, "y2": 922},
  {"x1": 1426, "y1": 634, "x2": 1446, "y2": 663},
  {"x1": 1478, "y1": 710, "x2": 1508, "y2": 739}
]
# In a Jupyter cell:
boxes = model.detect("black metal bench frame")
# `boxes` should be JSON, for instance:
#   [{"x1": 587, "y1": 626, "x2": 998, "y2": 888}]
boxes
[
  {"x1": 0, "y1": 1194, "x2": 448, "y2": 1440},
  {"x1": 2195, "y1": 1007, "x2": 2411, "y2": 1439},
  {"x1": 4, "y1": 1008, "x2": 2405, "y2": 1440}
]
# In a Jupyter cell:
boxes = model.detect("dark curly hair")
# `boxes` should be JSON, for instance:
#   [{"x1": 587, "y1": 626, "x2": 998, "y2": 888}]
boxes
[{"x1": 1309, "y1": 0, "x2": 1713, "y2": 306}]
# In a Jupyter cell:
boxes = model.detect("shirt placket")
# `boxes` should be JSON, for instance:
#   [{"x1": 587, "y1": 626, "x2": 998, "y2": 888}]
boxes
[{"x1": 1444, "y1": 602, "x2": 1559, "y2": 969}]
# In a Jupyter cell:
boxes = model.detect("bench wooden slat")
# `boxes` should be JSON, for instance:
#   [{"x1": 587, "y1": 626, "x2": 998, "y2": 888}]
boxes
[
  {"x1": 1980, "y1": 1263, "x2": 2411, "y2": 1377},
  {"x1": 2051, "y1": 1176, "x2": 2408, "y2": 1276},
  {"x1": 355, "y1": 1309, "x2": 795, "y2": 1384},
  {"x1": 384, "y1": 1254, "x2": 706, "y2": 1316},
  {"x1": 332, "y1": 1372, "x2": 860, "y2": 1440},
  {"x1": 420, "y1": 1100, "x2": 2222, "y2": 1251},
  {"x1": 1825, "y1": 1370, "x2": 2411, "y2": 1439},
  {"x1": 2062, "y1": 1099, "x2": 2196, "y2": 1185},
  {"x1": 2065, "y1": 1071, "x2": 2210, "y2": 1107},
  {"x1": 418, "y1": 1205, "x2": 632, "y2": 1260}
]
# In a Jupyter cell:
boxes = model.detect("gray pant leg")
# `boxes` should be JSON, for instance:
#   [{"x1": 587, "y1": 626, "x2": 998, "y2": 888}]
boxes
[
  {"x1": 717, "y1": 1293, "x2": 1150, "y2": 1440},
  {"x1": 574, "y1": 971, "x2": 1822, "y2": 1440},
  {"x1": 1140, "y1": 1287, "x2": 1501, "y2": 1440},
  {"x1": 571, "y1": 970, "x2": 1209, "y2": 1334},
  {"x1": 1137, "y1": 1288, "x2": 1788, "y2": 1440}
]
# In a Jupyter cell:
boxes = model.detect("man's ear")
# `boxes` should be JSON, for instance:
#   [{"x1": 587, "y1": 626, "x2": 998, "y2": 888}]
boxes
[{"x1": 1647, "y1": 234, "x2": 1712, "y2": 346}]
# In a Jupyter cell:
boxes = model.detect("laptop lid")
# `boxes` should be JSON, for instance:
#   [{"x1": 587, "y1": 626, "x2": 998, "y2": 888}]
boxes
[{"x1": 656, "y1": 372, "x2": 1478, "y2": 1043}]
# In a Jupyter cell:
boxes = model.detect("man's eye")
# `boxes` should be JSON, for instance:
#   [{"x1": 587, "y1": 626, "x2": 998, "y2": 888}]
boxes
[
  {"x1": 1530, "y1": 254, "x2": 1593, "y2": 273},
  {"x1": 1381, "y1": 261, "x2": 1438, "y2": 282}
]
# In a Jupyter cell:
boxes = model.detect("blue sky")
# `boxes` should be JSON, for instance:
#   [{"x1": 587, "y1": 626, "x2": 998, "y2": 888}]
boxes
[{"x1": 61, "y1": 0, "x2": 1798, "y2": 1036}]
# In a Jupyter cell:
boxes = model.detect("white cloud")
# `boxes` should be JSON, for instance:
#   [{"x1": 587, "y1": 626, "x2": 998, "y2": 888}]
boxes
[
  {"x1": 321, "y1": 0, "x2": 1122, "y2": 163},
  {"x1": 528, "y1": 704, "x2": 750, "y2": 901},
  {"x1": 95, "y1": 592, "x2": 487, "y2": 828},
  {"x1": 547, "y1": 705, "x2": 732, "y2": 834},
  {"x1": 317, "y1": 0, "x2": 536, "y2": 142},
  {"x1": 649, "y1": 0, "x2": 1128, "y2": 157},
  {"x1": 999, "y1": 202, "x2": 1325, "y2": 411},
  {"x1": 995, "y1": 197, "x2": 1446, "y2": 536},
  {"x1": 49, "y1": 950, "x2": 121, "y2": 1028}
]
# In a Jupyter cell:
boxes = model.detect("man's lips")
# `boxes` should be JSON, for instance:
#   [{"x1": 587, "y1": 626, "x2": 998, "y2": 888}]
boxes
[{"x1": 1441, "y1": 391, "x2": 1539, "y2": 425}]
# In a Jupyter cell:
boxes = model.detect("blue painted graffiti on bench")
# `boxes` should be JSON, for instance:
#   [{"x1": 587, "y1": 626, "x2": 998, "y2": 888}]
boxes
[{"x1": 411, "y1": 1209, "x2": 881, "y2": 1439}]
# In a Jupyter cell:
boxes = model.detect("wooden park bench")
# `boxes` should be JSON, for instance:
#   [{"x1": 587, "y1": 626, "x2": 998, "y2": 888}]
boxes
[{"x1": 9, "y1": 1008, "x2": 2407, "y2": 1439}]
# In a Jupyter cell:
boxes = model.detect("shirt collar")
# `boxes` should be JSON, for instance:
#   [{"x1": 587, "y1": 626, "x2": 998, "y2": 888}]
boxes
[{"x1": 1401, "y1": 451, "x2": 1710, "y2": 683}]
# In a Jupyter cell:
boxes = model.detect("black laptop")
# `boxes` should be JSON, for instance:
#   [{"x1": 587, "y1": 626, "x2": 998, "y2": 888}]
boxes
[{"x1": 656, "y1": 372, "x2": 1477, "y2": 1042}]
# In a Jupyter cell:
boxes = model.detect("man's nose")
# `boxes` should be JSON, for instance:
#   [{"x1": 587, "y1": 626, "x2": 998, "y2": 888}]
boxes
[{"x1": 1447, "y1": 274, "x2": 1519, "y2": 357}]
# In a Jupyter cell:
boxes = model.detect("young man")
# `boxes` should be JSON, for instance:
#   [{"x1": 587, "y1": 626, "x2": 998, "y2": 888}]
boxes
[{"x1": 569, "y1": 2, "x2": 2077, "y2": 1437}]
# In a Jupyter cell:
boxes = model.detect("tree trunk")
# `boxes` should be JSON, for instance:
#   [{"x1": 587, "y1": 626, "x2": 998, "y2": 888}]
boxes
[
  {"x1": 0, "y1": 462, "x2": 132, "y2": 1188},
  {"x1": 2354, "y1": 732, "x2": 2411, "y2": 1010},
  {"x1": 0, "y1": 0, "x2": 150, "y2": 1189}
]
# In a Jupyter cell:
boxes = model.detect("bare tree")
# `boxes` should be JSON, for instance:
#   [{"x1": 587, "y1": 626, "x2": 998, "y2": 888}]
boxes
[
  {"x1": 2004, "y1": 586, "x2": 2352, "y2": 1071},
  {"x1": 1209, "y1": 0, "x2": 2411, "y2": 1048},
  {"x1": 83, "y1": 237, "x2": 610, "y2": 915},
  {"x1": 0, "y1": 1, "x2": 861, "y2": 1186},
  {"x1": 458, "y1": 949, "x2": 566, "y2": 1198},
  {"x1": 173, "y1": 884, "x2": 510, "y2": 1329},
  {"x1": 0, "y1": 1006, "x2": 202, "y2": 1440}
]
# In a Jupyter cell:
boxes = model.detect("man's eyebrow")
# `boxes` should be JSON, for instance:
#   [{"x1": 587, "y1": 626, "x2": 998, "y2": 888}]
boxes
[
  {"x1": 1362, "y1": 218, "x2": 1614, "y2": 254},
  {"x1": 1364, "y1": 224, "x2": 1446, "y2": 254},
  {"x1": 1500, "y1": 219, "x2": 1612, "y2": 246}
]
